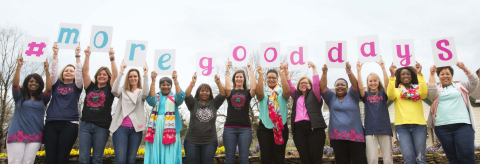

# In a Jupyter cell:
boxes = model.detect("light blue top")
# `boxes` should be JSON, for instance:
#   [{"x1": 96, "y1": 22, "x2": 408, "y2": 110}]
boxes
[
  {"x1": 435, "y1": 85, "x2": 471, "y2": 126},
  {"x1": 146, "y1": 90, "x2": 186, "y2": 131},
  {"x1": 259, "y1": 89, "x2": 288, "y2": 129}
]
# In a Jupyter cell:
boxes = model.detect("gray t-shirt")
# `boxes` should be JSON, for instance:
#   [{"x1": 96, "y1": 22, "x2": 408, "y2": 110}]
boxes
[{"x1": 184, "y1": 94, "x2": 226, "y2": 144}]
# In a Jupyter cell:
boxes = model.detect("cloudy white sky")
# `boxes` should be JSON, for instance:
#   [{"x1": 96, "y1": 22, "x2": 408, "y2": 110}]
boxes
[{"x1": 2, "y1": 0, "x2": 480, "y2": 94}]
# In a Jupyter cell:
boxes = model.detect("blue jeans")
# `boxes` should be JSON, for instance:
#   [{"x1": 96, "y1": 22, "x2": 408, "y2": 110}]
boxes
[
  {"x1": 79, "y1": 121, "x2": 110, "y2": 164},
  {"x1": 395, "y1": 124, "x2": 427, "y2": 164},
  {"x1": 112, "y1": 126, "x2": 142, "y2": 164},
  {"x1": 223, "y1": 128, "x2": 252, "y2": 164},
  {"x1": 184, "y1": 139, "x2": 218, "y2": 164},
  {"x1": 434, "y1": 123, "x2": 476, "y2": 164}
]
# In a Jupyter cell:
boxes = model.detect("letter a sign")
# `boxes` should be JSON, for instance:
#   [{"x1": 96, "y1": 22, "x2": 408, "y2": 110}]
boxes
[{"x1": 431, "y1": 36, "x2": 457, "y2": 67}]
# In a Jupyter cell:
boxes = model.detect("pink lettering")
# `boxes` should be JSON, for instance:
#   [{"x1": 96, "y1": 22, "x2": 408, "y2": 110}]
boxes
[
  {"x1": 328, "y1": 43, "x2": 345, "y2": 62},
  {"x1": 360, "y1": 42, "x2": 377, "y2": 57},
  {"x1": 199, "y1": 57, "x2": 214, "y2": 76},
  {"x1": 264, "y1": 47, "x2": 277, "y2": 62},
  {"x1": 436, "y1": 39, "x2": 453, "y2": 61},
  {"x1": 396, "y1": 45, "x2": 412, "y2": 66},
  {"x1": 290, "y1": 47, "x2": 306, "y2": 65},
  {"x1": 232, "y1": 46, "x2": 246, "y2": 61}
]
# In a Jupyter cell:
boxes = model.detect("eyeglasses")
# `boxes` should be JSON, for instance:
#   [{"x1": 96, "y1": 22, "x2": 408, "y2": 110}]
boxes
[
  {"x1": 267, "y1": 77, "x2": 277, "y2": 80},
  {"x1": 300, "y1": 82, "x2": 309, "y2": 85}
]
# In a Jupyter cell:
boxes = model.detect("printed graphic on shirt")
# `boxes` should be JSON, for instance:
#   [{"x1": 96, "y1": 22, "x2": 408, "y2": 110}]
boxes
[
  {"x1": 86, "y1": 90, "x2": 106, "y2": 110},
  {"x1": 366, "y1": 94, "x2": 383, "y2": 103},
  {"x1": 197, "y1": 107, "x2": 213, "y2": 122},
  {"x1": 57, "y1": 86, "x2": 74, "y2": 95},
  {"x1": 231, "y1": 93, "x2": 246, "y2": 110}
]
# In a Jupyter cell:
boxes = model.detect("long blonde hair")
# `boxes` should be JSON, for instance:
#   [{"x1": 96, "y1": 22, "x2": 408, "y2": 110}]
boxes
[
  {"x1": 123, "y1": 69, "x2": 142, "y2": 91},
  {"x1": 296, "y1": 76, "x2": 313, "y2": 91},
  {"x1": 58, "y1": 64, "x2": 75, "y2": 83},
  {"x1": 366, "y1": 73, "x2": 384, "y2": 92}
]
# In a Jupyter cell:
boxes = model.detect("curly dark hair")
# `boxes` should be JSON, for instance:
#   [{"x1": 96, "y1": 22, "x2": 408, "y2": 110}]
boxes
[
  {"x1": 395, "y1": 66, "x2": 418, "y2": 88},
  {"x1": 21, "y1": 73, "x2": 44, "y2": 106},
  {"x1": 436, "y1": 66, "x2": 454, "y2": 77},
  {"x1": 194, "y1": 83, "x2": 214, "y2": 101}
]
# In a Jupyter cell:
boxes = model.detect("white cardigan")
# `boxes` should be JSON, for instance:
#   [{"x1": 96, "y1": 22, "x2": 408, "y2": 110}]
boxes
[{"x1": 109, "y1": 72, "x2": 149, "y2": 133}]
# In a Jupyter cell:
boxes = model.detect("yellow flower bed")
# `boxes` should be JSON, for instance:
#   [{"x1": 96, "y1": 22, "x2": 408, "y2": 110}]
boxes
[{"x1": 0, "y1": 153, "x2": 7, "y2": 157}]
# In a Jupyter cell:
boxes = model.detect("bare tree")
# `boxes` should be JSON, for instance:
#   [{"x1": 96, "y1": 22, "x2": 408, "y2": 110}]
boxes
[{"x1": 0, "y1": 26, "x2": 48, "y2": 152}]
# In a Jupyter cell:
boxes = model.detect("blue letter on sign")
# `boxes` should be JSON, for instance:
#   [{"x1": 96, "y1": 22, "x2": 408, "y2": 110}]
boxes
[
  {"x1": 158, "y1": 53, "x2": 171, "y2": 70},
  {"x1": 58, "y1": 28, "x2": 79, "y2": 44},
  {"x1": 129, "y1": 44, "x2": 145, "y2": 61},
  {"x1": 94, "y1": 31, "x2": 108, "y2": 48}
]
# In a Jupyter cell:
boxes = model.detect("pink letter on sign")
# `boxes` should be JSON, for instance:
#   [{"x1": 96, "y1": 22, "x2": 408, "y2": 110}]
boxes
[
  {"x1": 233, "y1": 46, "x2": 246, "y2": 61},
  {"x1": 328, "y1": 43, "x2": 345, "y2": 62},
  {"x1": 199, "y1": 57, "x2": 214, "y2": 76},
  {"x1": 361, "y1": 42, "x2": 377, "y2": 57},
  {"x1": 436, "y1": 40, "x2": 453, "y2": 61},
  {"x1": 396, "y1": 45, "x2": 412, "y2": 66},
  {"x1": 264, "y1": 47, "x2": 277, "y2": 62},
  {"x1": 290, "y1": 47, "x2": 305, "y2": 65}
]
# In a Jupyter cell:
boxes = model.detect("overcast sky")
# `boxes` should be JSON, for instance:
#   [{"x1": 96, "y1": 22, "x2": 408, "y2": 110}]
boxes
[{"x1": 2, "y1": 0, "x2": 480, "y2": 95}]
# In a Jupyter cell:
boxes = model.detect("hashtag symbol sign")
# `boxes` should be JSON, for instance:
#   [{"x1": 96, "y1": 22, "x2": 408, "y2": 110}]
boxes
[{"x1": 25, "y1": 42, "x2": 46, "y2": 57}]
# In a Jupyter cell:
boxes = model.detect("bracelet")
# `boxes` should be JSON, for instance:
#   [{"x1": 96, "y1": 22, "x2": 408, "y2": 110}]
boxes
[
  {"x1": 46, "y1": 73, "x2": 50, "y2": 76},
  {"x1": 174, "y1": 81, "x2": 179, "y2": 85},
  {"x1": 346, "y1": 70, "x2": 352, "y2": 75},
  {"x1": 190, "y1": 82, "x2": 195, "y2": 87},
  {"x1": 75, "y1": 55, "x2": 81, "y2": 58},
  {"x1": 225, "y1": 71, "x2": 229, "y2": 75},
  {"x1": 110, "y1": 57, "x2": 115, "y2": 61}
]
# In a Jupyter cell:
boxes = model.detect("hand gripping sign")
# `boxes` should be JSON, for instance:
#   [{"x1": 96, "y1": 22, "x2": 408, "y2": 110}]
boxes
[
  {"x1": 22, "y1": 37, "x2": 49, "y2": 62},
  {"x1": 196, "y1": 53, "x2": 216, "y2": 77},
  {"x1": 154, "y1": 49, "x2": 176, "y2": 75},
  {"x1": 287, "y1": 45, "x2": 308, "y2": 71},
  {"x1": 358, "y1": 35, "x2": 380, "y2": 63},
  {"x1": 260, "y1": 42, "x2": 281, "y2": 68},
  {"x1": 229, "y1": 43, "x2": 249, "y2": 67},
  {"x1": 326, "y1": 41, "x2": 347, "y2": 68},
  {"x1": 124, "y1": 40, "x2": 148, "y2": 67},
  {"x1": 56, "y1": 23, "x2": 82, "y2": 49},
  {"x1": 89, "y1": 25, "x2": 114, "y2": 52},
  {"x1": 431, "y1": 36, "x2": 457, "y2": 67},
  {"x1": 391, "y1": 39, "x2": 416, "y2": 67}
]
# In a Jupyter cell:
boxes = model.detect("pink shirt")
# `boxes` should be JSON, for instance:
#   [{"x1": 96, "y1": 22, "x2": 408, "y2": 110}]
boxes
[
  {"x1": 120, "y1": 89, "x2": 141, "y2": 127},
  {"x1": 287, "y1": 75, "x2": 322, "y2": 122}
]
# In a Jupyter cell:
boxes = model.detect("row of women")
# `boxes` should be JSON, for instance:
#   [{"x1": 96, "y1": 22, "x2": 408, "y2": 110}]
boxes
[{"x1": 6, "y1": 41, "x2": 479, "y2": 164}]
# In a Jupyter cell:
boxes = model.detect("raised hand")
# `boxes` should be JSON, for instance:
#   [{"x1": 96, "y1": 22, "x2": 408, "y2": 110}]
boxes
[
  {"x1": 284, "y1": 62, "x2": 289, "y2": 75},
  {"x1": 322, "y1": 64, "x2": 328, "y2": 74},
  {"x1": 52, "y1": 42, "x2": 59, "y2": 55},
  {"x1": 17, "y1": 56, "x2": 24, "y2": 67},
  {"x1": 226, "y1": 58, "x2": 232, "y2": 71},
  {"x1": 430, "y1": 65, "x2": 437, "y2": 75},
  {"x1": 257, "y1": 66, "x2": 263, "y2": 74},
  {"x1": 247, "y1": 59, "x2": 252, "y2": 70},
  {"x1": 192, "y1": 72, "x2": 197, "y2": 84},
  {"x1": 120, "y1": 59, "x2": 127, "y2": 73},
  {"x1": 308, "y1": 61, "x2": 316, "y2": 69},
  {"x1": 75, "y1": 42, "x2": 81, "y2": 55},
  {"x1": 457, "y1": 62, "x2": 467, "y2": 72},
  {"x1": 279, "y1": 63, "x2": 285, "y2": 74},
  {"x1": 375, "y1": 55, "x2": 385, "y2": 68},
  {"x1": 84, "y1": 46, "x2": 91, "y2": 57},
  {"x1": 415, "y1": 61, "x2": 422, "y2": 75},
  {"x1": 215, "y1": 74, "x2": 221, "y2": 84},
  {"x1": 44, "y1": 59, "x2": 49, "y2": 72},
  {"x1": 172, "y1": 71, "x2": 178, "y2": 81},
  {"x1": 151, "y1": 71, "x2": 157, "y2": 81},
  {"x1": 357, "y1": 60, "x2": 364, "y2": 72},
  {"x1": 143, "y1": 62, "x2": 149, "y2": 75},
  {"x1": 389, "y1": 62, "x2": 397, "y2": 77},
  {"x1": 109, "y1": 48, "x2": 115, "y2": 59},
  {"x1": 346, "y1": 62, "x2": 351, "y2": 72}
]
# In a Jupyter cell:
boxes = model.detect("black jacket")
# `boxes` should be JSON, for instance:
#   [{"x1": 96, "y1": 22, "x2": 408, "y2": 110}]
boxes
[{"x1": 291, "y1": 88, "x2": 327, "y2": 133}]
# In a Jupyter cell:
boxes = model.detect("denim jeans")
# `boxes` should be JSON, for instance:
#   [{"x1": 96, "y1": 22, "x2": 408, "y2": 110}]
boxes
[
  {"x1": 434, "y1": 123, "x2": 476, "y2": 164},
  {"x1": 44, "y1": 121, "x2": 79, "y2": 164},
  {"x1": 112, "y1": 126, "x2": 142, "y2": 164},
  {"x1": 223, "y1": 127, "x2": 252, "y2": 164},
  {"x1": 184, "y1": 139, "x2": 218, "y2": 164},
  {"x1": 79, "y1": 121, "x2": 110, "y2": 164},
  {"x1": 395, "y1": 124, "x2": 427, "y2": 164}
]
